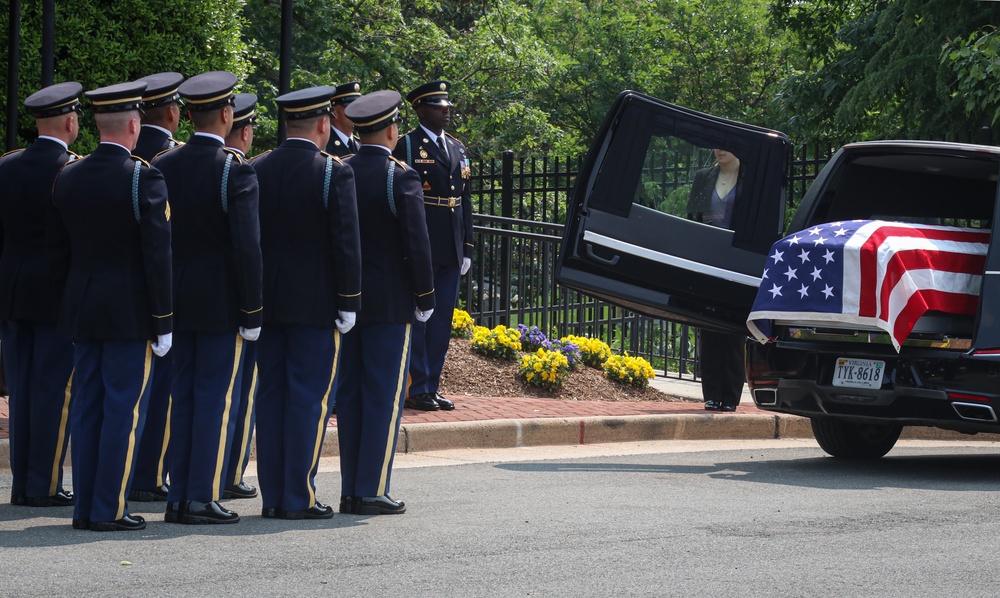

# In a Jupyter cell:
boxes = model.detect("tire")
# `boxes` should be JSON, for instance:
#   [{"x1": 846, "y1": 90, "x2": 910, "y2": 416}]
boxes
[{"x1": 810, "y1": 417, "x2": 902, "y2": 459}]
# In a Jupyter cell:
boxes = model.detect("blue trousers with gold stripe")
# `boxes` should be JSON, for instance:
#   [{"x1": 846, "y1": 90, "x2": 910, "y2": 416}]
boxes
[
  {"x1": 409, "y1": 264, "x2": 459, "y2": 395},
  {"x1": 255, "y1": 325, "x2": 337, "y2": 512},
  {"x1": 167, "y1": 332, "x2": 243, "y2": 503},
  {"x1": 224, "y1": 340, "x2": 257, "y2": 489},
  {"x1": 70, "y1": 339, "x2": 152, "y2": 523},
  {"x1": 131, "y1": 352, "x2": 172, "y2": 491},
  {"x1": 2, "y1": 321, "x2": 74, "y2": 499},
  {"x1": 337, "y1": 322, "x2": 410, "y2": 498}
]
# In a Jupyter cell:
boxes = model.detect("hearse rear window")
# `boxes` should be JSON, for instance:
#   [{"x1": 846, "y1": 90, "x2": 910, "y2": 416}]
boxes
[{"x1": 810, "y1": 152, "x2": 999, "y2": 229}]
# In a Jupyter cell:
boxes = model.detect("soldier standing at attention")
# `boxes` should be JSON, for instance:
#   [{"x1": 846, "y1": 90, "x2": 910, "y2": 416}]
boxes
[
  {"x1": 324, "y1": 81, "x2": 362, "y2": 416},
  {"x1": 129, "y1": 71, "x2": 184, "y2": 503},
  {"x1": 152, "y1": 71, "x2": 263, "y2": 525},
  {"x1": 0, "y1": 82, "x2": 82, "y2": 509},
  {"x1": 221, "y1": 93, "x2": 260, "y2": 501},
  {"x1": 51, "y1": 80, "x2": 173, "y2": 531},
  {"x1": 339, "y1": 90, "x2": 435, "y2": 515},
  {"x1": 133, "y1": 72, "x2": 185, "y2": 160},
  {"x1": 252, "y1": 86, "x2": 361, "y2": 520},
  {"x1": 393, "y1": 80, "x2": 473, "y2": 412},
  {"x1": 325, "y1": 81, "x2": 362, "y2": 158}
]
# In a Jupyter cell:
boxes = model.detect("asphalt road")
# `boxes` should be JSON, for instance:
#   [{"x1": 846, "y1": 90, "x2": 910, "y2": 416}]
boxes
[{"x1": 2, "y1": 439, "x2": 999, "y2": 597}]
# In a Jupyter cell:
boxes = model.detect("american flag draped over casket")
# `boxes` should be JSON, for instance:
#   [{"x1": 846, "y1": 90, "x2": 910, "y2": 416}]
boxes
[{"x1": 746, "y1": 220, "x2": 990, "y2": 351}]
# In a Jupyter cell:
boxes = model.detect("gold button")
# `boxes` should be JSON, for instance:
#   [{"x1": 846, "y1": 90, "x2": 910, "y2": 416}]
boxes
[{"x1": 450, "y1": 185, "x2": 455, "y2": 190}]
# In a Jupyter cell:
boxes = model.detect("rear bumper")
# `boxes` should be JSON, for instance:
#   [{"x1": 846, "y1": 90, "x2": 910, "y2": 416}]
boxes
[{"x1": 747, "y1": 341, "x2": 1000, "y2": 434}]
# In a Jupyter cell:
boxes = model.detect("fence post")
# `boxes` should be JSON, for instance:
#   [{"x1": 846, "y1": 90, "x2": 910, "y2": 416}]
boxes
[{"x1": 500, "y1": 151, "x2": 514, "y2": 324}]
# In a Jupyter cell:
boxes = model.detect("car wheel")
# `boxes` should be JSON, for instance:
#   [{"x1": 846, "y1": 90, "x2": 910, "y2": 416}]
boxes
[{"x1": 810, "y1": 417, "x2": 902, "y2": 459}]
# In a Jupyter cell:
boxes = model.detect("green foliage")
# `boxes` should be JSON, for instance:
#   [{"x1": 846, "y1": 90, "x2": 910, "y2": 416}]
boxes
[
  {"x1": 943, "y1": 26, "x2": 1000, "y2": 127},
  {"x1": 2, "y1": 0, "x2": 247, "y2": 151},
  {"x1": 770, "y1": 0, "x2": 1000, "y2": 142},
  {"x1": 529, "y1": 0, "x2": 792, "y2": 151}
]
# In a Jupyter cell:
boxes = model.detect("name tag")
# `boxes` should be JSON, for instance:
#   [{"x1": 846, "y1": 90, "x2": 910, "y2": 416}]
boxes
[{"x1": 414, "y1": 159, "x2": 436, "y2": 164}]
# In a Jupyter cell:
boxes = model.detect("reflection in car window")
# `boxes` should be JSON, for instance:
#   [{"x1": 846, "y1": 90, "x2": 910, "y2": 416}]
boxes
[{"x1": 633, "y1": 136, "x2": 745, "y2": 232}]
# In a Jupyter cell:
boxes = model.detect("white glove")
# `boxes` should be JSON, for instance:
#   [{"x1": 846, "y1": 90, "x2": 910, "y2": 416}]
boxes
[
  {"x1": 415, "y1": 308, "x2": 434, "y2": 323},
  {"x1": 336, "y1": 311, "x2": 356, "y2": 334},
  {"x1": 239, "y1": 327, "x2": 261, "y2": 341},
  {"x1": 461, "y1": 257, "x2": 472, "y2": 276},
  {"x1": 151, "y1": 333, "x2": 172, "y2": 357}
]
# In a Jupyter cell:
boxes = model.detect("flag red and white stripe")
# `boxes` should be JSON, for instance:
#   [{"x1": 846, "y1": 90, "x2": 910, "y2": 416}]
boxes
[{"x1": 747, "y1": 220, "x2": 990, "y2": 351}]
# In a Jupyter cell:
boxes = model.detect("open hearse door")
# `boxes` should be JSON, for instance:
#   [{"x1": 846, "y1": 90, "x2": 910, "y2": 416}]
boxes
[{"x1": 557, "y1": 91, "x2": 792, "y2": 333}]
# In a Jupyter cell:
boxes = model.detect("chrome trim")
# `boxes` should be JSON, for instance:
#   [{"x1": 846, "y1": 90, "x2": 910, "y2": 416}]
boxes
[
  {"x1": 952, "y1": 402, "x2": 998, "y2": 423},
  {"x1": 753, "y1": 388, "x2": 778, "y2": 406},
  {"x1": 783, "y1": 327, "x2": 972, "y2": 350},
  {"x1": 582, "y1": 231, "x2": 762, "y2": 287}
]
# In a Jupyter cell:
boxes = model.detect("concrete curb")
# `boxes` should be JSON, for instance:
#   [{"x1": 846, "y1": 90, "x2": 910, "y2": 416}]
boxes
[{"x1": 4, "y1": 413, "x2": 1000, "y2": 472}]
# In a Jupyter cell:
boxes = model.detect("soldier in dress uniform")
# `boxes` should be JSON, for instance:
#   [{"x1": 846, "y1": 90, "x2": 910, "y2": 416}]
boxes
[
  {"x1": 0, "y1": 82, "x2": 82, "y2": 509},
  {"x1": 50, "y1": 80, "x2": 173, "y2": 531},
  {"x1": 133, "y1": 72, "x2": 185, "y2": 161},
  {"x1": 152, "y1": 71, "x2": 263, "y2": 525},
  {"x1": 325, "y1": 81, "x2": 363, "y2": 417},
  {"x1": 339, "y1": 90, "x2": 434, "y2": 515},
  {"x1": 221, "y1": 93, "x2": 260, "y2": 501},
  {"x1": 324, "y1": 81, "x2": 362, "y2": 157},
  {"x1": 393, "y1": 80, "x2": 473, "y2": 412},
  {"x1": 252, "y1": 86, "x2": 361, "y2": 520},
  {"x1": 128, "y1": 71, "x2": 185, "y2": 503}
]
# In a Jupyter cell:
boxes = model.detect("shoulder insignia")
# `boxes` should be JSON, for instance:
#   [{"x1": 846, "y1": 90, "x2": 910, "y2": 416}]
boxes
[
  {"x1": 131, "y1": 155, "x2": 151, "y2": 168},
  {"x1": 249, "y1": 149, "x2": 272, "y2": 164},
  {"x1": 67, "y1": 150, "x2": 82, "y2": 162},
  {"x1": 152, "y1": 145, "x2": 180, "y2": 161},
  {"x1": 222, "y1": 147, "x2": 246, "y2": 164},
  {"x1": 0, "y1": 148, "x2": 25, "y2": 161},
  {"x1": 445, "y1": 132, "x2": 465, "y2": 146},
  {"x1": 168, "y1": 137, "x2": 184, "y2": 149},
  {"x1": 389, "y1": 155, "x2": 410, "y2": 170},
  {"x1": 320, "y1": 151, "x2": 344, "y2": 165}
]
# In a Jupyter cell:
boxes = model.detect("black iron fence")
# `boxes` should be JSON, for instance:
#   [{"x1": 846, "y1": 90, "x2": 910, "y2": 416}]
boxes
[{"x1": 457, "y1": 144, "x2": 842, "y2": 380}]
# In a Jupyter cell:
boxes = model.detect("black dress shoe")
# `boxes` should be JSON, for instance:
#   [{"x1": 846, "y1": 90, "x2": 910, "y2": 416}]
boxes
[
  {"x1": 72, "y1": 518, "x2": 90, "y2": 530},
  {"x1": 261, "y1": 507, "x2": 280, "y2": 519},
  {"x1": 339, "y1": 496, "x2": 355, "y2": 514},
  {"x1": 704, "y1": 400, "x2": 722, "y2": 411},
  {"x1": 404, "y1": 392, "x2": 439, "y2": 411},
  {"x1": 179, "y1": 500, "x2": 240, "y2": 524},
  {"x1": 164, "y1": 501, "x2": 186, "y2": 523},
  {"x1": 353, "y1": 495, "x2": 406, "y2": 515},
  {"x1": 223, "y1": 482, "x2": 258, "y2": 499},
  {"x1": 90, "y1": 515, "x2": 146, "y2": 532},
  {"x1": 720, "y1": 404, "x2": 738, "y2": 412},
  {"x1": 129, "y1": 484, "x2": 169, "y2": 502},
  {"x1": 13, "y1": 490, "x2": 74, "y2": 507},
  {"x1": 434, "y1": 393, "x2": 455, "y2": 411},
  {"x1": 278, "y1": 502, "x2": 335, "y2": 520},
  {"x1": 49, "y1": 490, "x2": 75, "y2": 506}
]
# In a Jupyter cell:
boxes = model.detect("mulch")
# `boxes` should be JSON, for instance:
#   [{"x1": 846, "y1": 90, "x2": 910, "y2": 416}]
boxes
[{"x1": 439, "y1": 337, "x2": 681, "y2": 403}]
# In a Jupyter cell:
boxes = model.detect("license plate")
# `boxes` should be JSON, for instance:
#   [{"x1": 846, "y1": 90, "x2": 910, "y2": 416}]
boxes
[{"x1": 832, "y1": 357, "x2": 886, "y2": 389}]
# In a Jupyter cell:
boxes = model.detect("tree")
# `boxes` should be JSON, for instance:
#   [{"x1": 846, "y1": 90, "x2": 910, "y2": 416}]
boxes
[
  {"x1": 526, "y1": 0, "x2": 793, "y2": 153},
  {"x1": 241, "y1": 0, "x2": 558, "y2": 157},
  {"x1": 1, "y1": 0, "x2": 247, "y2": 151},
  {"x1": 943, "y1": 25, "x2": 1000, "y2": 130},
  {"x1": 769, "y1": 0, "x2": 1000, "y2": 143}
]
